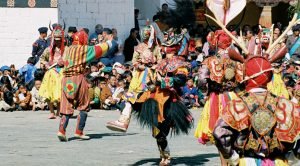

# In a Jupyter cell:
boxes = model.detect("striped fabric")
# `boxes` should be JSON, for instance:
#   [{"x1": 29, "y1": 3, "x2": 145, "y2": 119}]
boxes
[{"x1": 63, "y1": 43, "x2": 108, "y2": 77}]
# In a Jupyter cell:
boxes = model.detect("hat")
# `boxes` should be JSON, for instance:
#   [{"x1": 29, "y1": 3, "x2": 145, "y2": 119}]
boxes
[
  {"x1": 38, "y1": 27, "x2": 48, "y2": 33},
  {"x1": 292, "y1": 24, "x2": 300, "y2": 31},
  {"x1": 95, "y1": 24, "x2": 103, "y2": 31},
  {"x1": 68, "y1": 26, "x2": 77, "y2": 33},
  {"x1": 113, "y1": 62, "x2": 125, "y2": 75},
  {"x1": 206, "y1": 0, "x2": 247, "y2": 26},
  {"x1": 0, "y1": 66, "x2": 10, "y2": 72},
  {"x1": 101, "y1": 66, "x2": 112, "y2": 73},
  {"x1": 243, "y1": 56, "x2": 273, "y2": 91}
]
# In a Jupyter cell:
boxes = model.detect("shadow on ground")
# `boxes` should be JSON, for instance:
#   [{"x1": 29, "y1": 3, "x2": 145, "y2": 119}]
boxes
[
  {"x1": 131, "y1": 153, "x2": 219, "y2": 166},
  {"x1": 68, "y1": 133, "x2": 138, "y2": 141}
]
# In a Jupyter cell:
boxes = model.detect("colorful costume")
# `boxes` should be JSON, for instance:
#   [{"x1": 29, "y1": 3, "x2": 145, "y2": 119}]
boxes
[
  {"x1": 39, "y1": 27, "x2": 65, "y2": 103},
  {"x1": 57, "y1": 30, "x2": 108, "y2": 141},
  {"x1": 213, "y1": 56, "x2": 300, "y2": 166},
  {"x1": 106, "y1": 26, "x2": 161, "y2": 132},
  {"x1": 132, "y1": 47, "x2": 193, "y2": 165},
  {"x1": 194, "y1": 30, "x2": 243, "y2": 144},
  {"x1": 38, "y1": 26, "x2": 65, "y2": 119}
]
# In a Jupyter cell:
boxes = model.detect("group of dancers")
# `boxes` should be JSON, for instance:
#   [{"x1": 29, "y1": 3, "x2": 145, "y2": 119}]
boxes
[{"x1": 37, "y1": 0, "x2": 300, "y2": 165}]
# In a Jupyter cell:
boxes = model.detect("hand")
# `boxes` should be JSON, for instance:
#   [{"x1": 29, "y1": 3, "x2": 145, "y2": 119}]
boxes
[
  {"x1": 58, "y1": 59, "x2": 64, "y2": 67},
  {"x1": 189, "y1": 94, "x2": 195, "y2": 98},
  {"x1": 194, "y1": 102, "x2": 200, "y2": 107}
]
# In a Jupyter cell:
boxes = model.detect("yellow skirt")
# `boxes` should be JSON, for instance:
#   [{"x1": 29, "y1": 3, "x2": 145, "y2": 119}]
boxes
[
  {"x1": 39, "y1": 68, "x2": 63, "y2": 103},
  {"x1": 267, "y1": 73, "x2": 289, "y2": 99},
  {"x1": 194, "y1": 91, "x2": 238, "y2": 144}
]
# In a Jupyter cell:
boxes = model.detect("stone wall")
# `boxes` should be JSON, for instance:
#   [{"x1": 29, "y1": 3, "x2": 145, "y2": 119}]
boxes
[
  {"x1": 0, "y1": 8, "x2": 58, "y2": 68},
  {"x1": 58, "y1": 0, "x2": 134, "y2": 42}
]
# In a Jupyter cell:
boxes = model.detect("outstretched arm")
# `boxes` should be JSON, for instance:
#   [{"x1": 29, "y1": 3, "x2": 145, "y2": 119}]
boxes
[{"x1": 86, "y1": 42, "x2": 109, "y2": 63}]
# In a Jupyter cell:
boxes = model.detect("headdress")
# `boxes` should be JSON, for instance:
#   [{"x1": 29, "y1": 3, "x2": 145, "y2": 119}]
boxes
[
  {"x1": 243, "y1": 56, "x2": 273, "y2": 91},
  {"x1": 49, "y1": 26, "x2": 65, "y2": 61},
  {"x1": 72, "y1": 29, "x2": 88, "y2": 45}
]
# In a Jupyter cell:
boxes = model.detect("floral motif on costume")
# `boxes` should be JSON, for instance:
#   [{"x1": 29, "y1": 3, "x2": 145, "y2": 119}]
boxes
[{"x1": 64, "y1": 80, "x2": 77, "y2": 96}]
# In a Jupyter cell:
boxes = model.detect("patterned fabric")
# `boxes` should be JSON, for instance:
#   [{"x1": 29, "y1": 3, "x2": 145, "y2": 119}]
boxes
[
  {"x1": 239, "y1": 157, "x2": 288, "y2": 166},
  {"x1": 157, "y1": 57, "x2": 186, "y2": 75},
  {"x1": 60, "y1": 75, "x2": 89, "y2": 115},
  {"x1": 63, "y1": 43, "x2": 108, "y2": 77},
  {"x1": 132, "y1": 43, "x2": 161, "y2": 65},
  {"x1": 267, "y1": 72, "x2": 290, "y2": 99},
  {"x1": 222, "y1": 92, "x2": 300, "y2": 149},
  {"x1": 194, "y1": 92, "x2": 238, "y2": 144},
  {"x1": 38, "y1": 67, "x2": 63, "y2": 102}
]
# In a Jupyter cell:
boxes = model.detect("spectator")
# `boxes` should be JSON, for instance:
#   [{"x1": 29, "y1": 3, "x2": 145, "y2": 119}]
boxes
[
  {"x1": 18, "y1": 57, "x2": 37, "y2": 91},
  {"x1": 100, "y1": 28, "x2": 119, "y2": 66},
  {"x1": 286, "y1": 24, "x2": 300, "y2": 52},
  {"x1": 124, "y1": 28, "x2": 140, "y2": 62},
  {"x1": 134, "y1": 9, "x2": 140, "y2": 31},
  {"x1": 89, "y1": 24, "x2": 103, "y2": 45},
  {"x1": 65, "y1": 26, "x2": 77, "y2": 46},
  {"x1": 182, "y1": 77, "x2": 200, "y2": 108},
  {"x1": 99, "y1": 77, "x2": 113, "y2": 109},
  {"x1": 0, "y1": 65, "x2": 13, "y2": 87},
  {"x1": 15, "y1": 84, "x2": 32, "y2": 110},
  {"x1": 0, "y1": 85, "x2": 15, "y2": 112},
  {"x1": 112, "y1": 28, "x2": 125, "y2": 64},
  {"x1": 0, "y1": 76, "x2": 15, "y2": 112},
  {"x1": 32, "y1": 27, "x2": 48, "y2": 64},
  {"x1": 123, "y1": 71, "x2": 132, "y2": 89},
  {"x1": 86, "y1": 75, "x2": 100, "y2": 109},
  {"x1": 162, "y1": 3, "x2": 169, "y2": 13},
  {"x1": 31, "y1": 80, "x2": 47, "y2": 111}
]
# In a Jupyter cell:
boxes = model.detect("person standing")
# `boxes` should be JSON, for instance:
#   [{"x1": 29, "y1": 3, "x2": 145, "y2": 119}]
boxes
[
  {"x1": 32, "y1": 27, "x2": 48, "y2": 64},
  {"x1": 39, "y1": 26, "x2": 65, "y2": 119},
  {"x1": 123, "y1": 28, "x2": 139, "y2": 62},
  {"x1": 65, "y1": 26, "x2": 77, "y2": 46},
  {"x1": 57, "y1": 29, "x2": 109, "y2": 141},
  {"x1": 287, "y1": 24, "x2": 300, "y2": 55},
  {"x1": 100, "y1": 28, "x2": 118, "y2": 66}
]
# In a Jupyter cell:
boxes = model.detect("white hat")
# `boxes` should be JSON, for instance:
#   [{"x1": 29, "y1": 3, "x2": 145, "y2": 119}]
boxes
[
  {"x1": 113, "y1": 62, "x2": 125, "y2": 75},
  {"x1": 206, "y1": 0, "x2": 246, "y2": 26}
]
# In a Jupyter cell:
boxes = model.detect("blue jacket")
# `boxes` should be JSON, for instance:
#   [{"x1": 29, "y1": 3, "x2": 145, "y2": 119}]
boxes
[{"x1": 19, "y1": 64, "x2": 37, "y2": 84}]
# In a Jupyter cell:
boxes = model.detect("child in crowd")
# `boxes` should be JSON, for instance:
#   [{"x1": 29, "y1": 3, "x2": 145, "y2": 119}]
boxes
[
  {"x1": 15, "y1": 84, "x2": 32, "y2": 110},
  {"x1": 182, "y1": 77, "x2": 200, "y2": 108},
  {"x1": 0, "y1": 85, "x2": 15, "y2": 112},
  {"x1": 31, "y1": 80, "x2": 47, "y2": 111},
  {"x1": 86, "y1": 75, "x2": 101, "y2": 109},
  {"x1": 99, "y1": 77, "x2": 113, "y2": 110}
]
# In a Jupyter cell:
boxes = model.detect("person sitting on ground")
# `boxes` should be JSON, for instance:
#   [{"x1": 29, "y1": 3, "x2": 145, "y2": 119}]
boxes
[
  {"x1": 15, "y1": 84, "x2": 32, "y2": 110},
  {"x1": 18, "y1": 57, "x2": 37, "y2": 91},
  {"x1": 99, "y1": 77, "x2": 113, "y2": 110},
  {"x1": 182, "y1": 77, "x2": 200, "y2": 108},
  {"x1": 31, "y1": 80, "x2": 47, "y2": 111},
  {"x1": 86, "y1": 75, "x2": 101, "y2": 109},
  {"x1": 0, "y1": 84, "x2": 15, "y2": 112}
]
